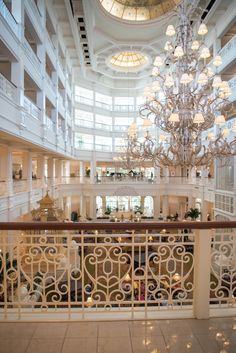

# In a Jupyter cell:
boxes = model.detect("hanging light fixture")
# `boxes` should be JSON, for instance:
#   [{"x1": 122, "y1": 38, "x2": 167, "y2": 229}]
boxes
[{"x1": 122, "y1": 0, "x2": 235, "y2": 168}]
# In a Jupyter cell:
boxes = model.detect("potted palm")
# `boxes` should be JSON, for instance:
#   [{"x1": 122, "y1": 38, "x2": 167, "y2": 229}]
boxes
[{"x1": 184, "y1": 208, "x2": 201, "y2": 221}]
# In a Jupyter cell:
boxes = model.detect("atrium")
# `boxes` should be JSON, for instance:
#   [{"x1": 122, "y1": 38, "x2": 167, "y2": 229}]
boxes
[{"x1": 0, "y1": 0, "x2": 236, "y2": 352}]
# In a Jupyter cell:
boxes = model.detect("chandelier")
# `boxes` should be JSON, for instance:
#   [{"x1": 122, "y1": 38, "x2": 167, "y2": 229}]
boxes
[{"x1": 124, "y1": 0, "x2": 236, "y2": 168}]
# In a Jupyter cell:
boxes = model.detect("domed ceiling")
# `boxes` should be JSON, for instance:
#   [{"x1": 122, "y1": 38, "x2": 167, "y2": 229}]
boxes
[
  {"x1": 99, "y1": 0, "x2": 180, "y2": 21},
  {"x1": 109, "y1": 51, "x2": 148, "y2": 71}
]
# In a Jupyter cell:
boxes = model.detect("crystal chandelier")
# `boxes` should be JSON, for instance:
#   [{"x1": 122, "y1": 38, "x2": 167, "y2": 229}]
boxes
[{"x1": 125, "y1": 0, "x2": 236, "y2": 168}]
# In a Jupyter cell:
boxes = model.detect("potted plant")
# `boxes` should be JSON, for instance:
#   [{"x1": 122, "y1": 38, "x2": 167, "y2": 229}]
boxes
[
  {"x1": 185, "y1": 208, "x2": 201, "y2": 220},
  {"x1": 104, "y1": 206, "x2": 112, "y2": 215}
]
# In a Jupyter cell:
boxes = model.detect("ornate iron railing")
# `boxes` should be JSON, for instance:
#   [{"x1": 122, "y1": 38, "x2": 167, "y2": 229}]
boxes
[{"x1": 0, "y1": 222, "x2": 235, "y2": 321}]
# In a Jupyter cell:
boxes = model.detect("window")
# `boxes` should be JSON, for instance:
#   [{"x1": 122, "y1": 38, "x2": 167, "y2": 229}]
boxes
[
  {"x1": 95, "y1": 93, "x2": 112, "y2": 110},
  {"x1": 136, "y1": 96, "x2": 145, "y2": 108},
  {"x1": 95, "y1": 114, "x2": 112, "y2": 130},
  {"x1": 114, "y1": 117, "x2": 134, "y2": 131},
  {"x1": 75, "y1": 110, "x2": 93, "y2": 128},
  {"x1": 114, "y1": 137, "x2": 125, "y2": 152},
  {"x1": 75, "y1": 86, "x2": 93, "y2": 105},
  {"x1": 114, "y1": 97, "x2": 135, "y2": 111},
  {"x1": 95, "y1": 136, "x2": 112, "y2": 152},
  {"x1": 216, "y1": 157, "x2": 234, "y2": 191},
  {"x1": 75, "y1": 133, "x2": 93, "y2": 149}
]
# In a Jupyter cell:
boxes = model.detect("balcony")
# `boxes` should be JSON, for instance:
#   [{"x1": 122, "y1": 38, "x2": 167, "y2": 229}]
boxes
[
  {"x1": 75, "y1": 119, "x2": 93, "y2": 129},
  {"x1": 113, "y1": 105, "x2": 135, "y2": 112},
  {"x1": 0, "y1": 221, "x2": 235, "y2": 321},
  {"x1": 228, "y1": 74, "x2": 236, "y2": 102},
  {"x1": 23, "y1": 39, "x2": 41, "y2": 73},
  {"x1": 95, "y1": 144, "x2": 111, "y2": 152},
  {"x1": 12, "y1": 179, "x2": 28, "y2": 194},
  {"x1": 0, "y1": 73, "x2": 17, "y2": 102},
  {"x1": 0, "y1": 0, "x2": 18, "y2": 36},
  {"x1": 45, "y1": 115, "x2": 55, "y2": 131},
  {"x1": 95, "y1": 101, "x2": 112, "y2": 111},
  {"x1": 95, "y1": 122, "x2": 112, "y2": 131},
  {"x1": 23, "y1": 96, "x2": 41, "y2": 120},
  {"x1": 219, "y1": 33, "x2": 236, "y2": 72},
  {"x1": 75, "y1": 96, "x2": 93, "y2": 106}
]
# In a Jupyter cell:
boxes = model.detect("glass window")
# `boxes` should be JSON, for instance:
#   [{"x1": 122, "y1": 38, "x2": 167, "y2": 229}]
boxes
[
  {"x1": 216, "y1": 157, "x2": 234, "y2": 191},
  {"x1": 114, "y1": 97, "x2": 134, "y2": 105},
  {"x1": 95, "y1": 136, "x2": 112, "y2": 152},
  {"x1": 95, "y1": 93, "x2": 112, "y2": 110},
  {"x1": 95, "y1": 114, "x2": 112, "y2": 130},
  {"x1": 106, "y1": 196, "x2": 117, "y2": 211},
  {"x1": 75, "y1": 110, "x2": 93, "y2": 128},
  {"x1": 75, "y1": 133, "x2": 93, "y2": 149},
  {"x1": 136, "y1": 96, "x2": 145, "y2": 108},
  {"x1": 114, "y1": 117, "x2": 134, "y2": 126},
  {"x1": 75, "y1": 86, "x2": 93, "y2": 105},
  {"x1": 115, "y1": 137, "x2": 125, "y2": 152}
]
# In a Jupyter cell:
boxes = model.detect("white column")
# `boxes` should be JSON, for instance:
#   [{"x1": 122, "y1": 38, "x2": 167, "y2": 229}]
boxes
[
  {"x1": 89, "y1": 195, "x2": 97, "y2": 219},
  {"x1": 3, "y1": 147, "x2": 13, "y2": 195},
  {"x1": 164, "y1": 167, "x2": 169, "y2": 184},
  {"x1": 194, "y1": 229, "x2": 212, "y2": 319},
  {"x1": 162, "y1": 195, "x2": 169, "y2": 219},
  {"x1": 153, "y1": 195, "x2": 160, "y2": 219},
  {"x1": 154, "y1": 166, "x2": 160, "y2": 183},
  {"x1": 80, "y1": 161, "x2": 84, "y2": 183},
  {"x1": 90, "y1": 152, "x2": 96, "y2": 183}
]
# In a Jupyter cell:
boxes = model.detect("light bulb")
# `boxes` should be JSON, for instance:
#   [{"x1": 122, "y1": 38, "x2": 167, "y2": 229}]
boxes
[
  {"x1": 169, "y1": 113, "x2": 179, "y2": 122},
  {"x1": 152, "y1": 67, "x2": 159, "y2": 76},
  {"x1": 164, "y1": 41, "x2": 173, "y2": 51},
  {"x1": 164, "y1": 75, "x2": 174, "y2": 87},
  {"x1": 151, "y1": 81, "x2": 160, "y2": 91},
  {"x1": 159, "y1": 134, "x2": 166, "y2": 142},
  {"x1": 198, "y1": 23, "x2": 208, "y2": 35},
  {"x1": 197, "y1": 73, "x2": 208, "y2": 85},
  {"x1": 193, "y1": 113, "x2": 204, "y2": 124},
  {"x1": 200, "y1": 46, "x2": 211, "y2": 59},
  {"x1": 174, "y1": 46, "x2": 184, "y2": 58},
  {"x1": 223, "y1": 128, "x2": 229, "y2": 137},
  {"x1": 166, "y1": 25, "x2": 175, "y2": 36},
  {"x1": 207, "y1": 67, "x2": 214, "y2": 77},
  {"x1": 208, "y1": 132, "x2": 215, "y2": 141},
  {"x1": 191, "y1": 40, "x2": 200, "y2": 50},
  {"x1": 213, "y1": 55, "x2": 222, "y2": 66},
  {"x1": 215, "y1": 115, "x2": 225, "y2": 124},
  {"x1": 212, "y1": 76, "x2": 222, "y2": 88},
  {"x1": 180, "y1": 73, "x2": 190, "y2": 85},
  {"x1": 154, "y1": 56, "x2": 163, "y2": 67}
]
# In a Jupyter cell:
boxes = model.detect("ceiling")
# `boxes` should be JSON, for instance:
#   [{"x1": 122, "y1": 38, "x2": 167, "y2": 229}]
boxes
[{"x1": 52, "y1": 0, "x2": 234, "y2": 90}]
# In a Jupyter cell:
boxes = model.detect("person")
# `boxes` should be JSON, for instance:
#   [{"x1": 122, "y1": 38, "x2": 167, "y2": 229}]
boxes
[{"x1": 175, "y1": 212, "x2": 179, "y2": 221}]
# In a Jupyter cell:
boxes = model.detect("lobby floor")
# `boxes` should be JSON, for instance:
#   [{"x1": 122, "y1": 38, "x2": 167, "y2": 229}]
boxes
[{"x1": 0, "y1": 317, "x2": 235, "y2": 353}]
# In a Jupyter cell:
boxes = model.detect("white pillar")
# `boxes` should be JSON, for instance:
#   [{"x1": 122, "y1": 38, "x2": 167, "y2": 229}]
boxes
[
  {"x1": 153, "y1": 195, "x2": 160, "y2": 219},
  {"x1": 80, "y1": 161, "x2": 84, "y2": 183},
  {"x1": 89, "y1": 195, "x2": 97, "y2": 219},
  {"x1": 162, "y1": 195, "x2": 169, "y2": 218},
  {"x1": 90, "y1": 153, "x2": 96, "y2": 183},
  {"x1": 194, "y1": 229, "x2": 212, "y2": 319}
]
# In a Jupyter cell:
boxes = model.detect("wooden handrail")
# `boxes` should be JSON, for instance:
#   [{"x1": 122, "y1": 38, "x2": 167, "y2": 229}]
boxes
[{"x1": 0, "y1": 221, "x2": 236, "y2": 231}]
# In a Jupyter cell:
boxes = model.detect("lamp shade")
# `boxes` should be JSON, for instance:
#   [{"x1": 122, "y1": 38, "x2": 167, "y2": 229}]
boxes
[
  {"x1": 213, "y1": 55, "x2": 222, "y2": 66},
  {"x1": 169, "y1": 113, "x2": 180, "y2": 122},
  {"x1": 215, "y1": 115, "x2": 225, "y2": 124},
  {"x1": 174, "y1": 46, "x2": 184, "y2": 58},
  {"x1": 193, "y1": 113, "x2": 204, "y2": 124},
  {"x1": 166, "y1": 25, "x2": 175, "y2": 36},
  {"x1": 154, "y1": 56, "x2": 163, "y2": 67},
  {"x1": 198, "y1": 23, "x2": 208, "y2": 35}
]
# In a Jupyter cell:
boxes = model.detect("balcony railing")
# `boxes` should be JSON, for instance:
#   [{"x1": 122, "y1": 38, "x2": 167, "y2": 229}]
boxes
[
  {"x1": 23, "y1": 96, "x2": 41, "y2": 119},
  {"x1": 45, "y1": 115, "x2": 55, "y2": 131},
  {"x1": 0, "y1": 0, "x2": 18, "y2": 36},
  {"x1": 75, "y1": 119, "x2": 93, "y2": 129},
  {"x1": 95, "y1": 122, "x2": 112, "y2": 131},
  {"x1": 45, "y1": 72, "x2": 55, "y2": 91},
  {"x1": 12, "y1": 179, "x2": 28, "y2": 194},
  {"x1": 95, "y1": 101, "x2": 112, "y2": 110},
  {"x1": 0, "y1": 221, "x2": 235, "y2": 321},
  {"x1": 219, "y1": 33, "x2": 236, "y2": 66},
  {"x1": 23, "y1": 39, "x2": 41, "y2": 72},
  {"x1": 95, "y1": 144, "x2": 111, "y2": 152},
  {"x1": 0, "y1": 73, "x2": 16, "y2": 101},
  {"x1": 75, "y1": 96, "x2": 93, "y2": 105},
  {"x1": 113, "y1": 105, "x2": 135, "y2": 112},
  {"x1": 95, "y1": 175, "x2": 155, "y2": 184}
]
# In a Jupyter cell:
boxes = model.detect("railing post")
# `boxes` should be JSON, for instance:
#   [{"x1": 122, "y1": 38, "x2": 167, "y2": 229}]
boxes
[{"x1": 193, "y1": 229, "x2": 212, "y2": 319}]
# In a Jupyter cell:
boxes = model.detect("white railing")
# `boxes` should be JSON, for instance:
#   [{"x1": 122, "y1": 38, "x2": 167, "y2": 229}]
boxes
[
  {"x1": 46, "y1": 31, "x2": 55, "y2": 55},
  {"x1": 13, "y1": 180, "x2": 28, "y2": 194},
  {"x1": 76, "y1": 142, "x2": 93, "y2": 150},
  {"x1": 96, "y1": 175, "x2": 155, "y2": 184},
  {"x1": 95, "y1": 122, "x2": 112, "y2": 131},
  {"x1": 58, "y1": 92, "x2": 65, "y2": 108},
  {"x1": 58, "y1": 126, "x2": 65, "y2": 137},
  {"x1": 0, "y1": 73, "x2": 16, "y2": 101},
  {"x1": 114, "y1": 125, "x2": 130, "y2": 132},
  {"x1": 23, "y1": 39, "x2": 41, "y2": 71},
  {"x1": 0, "y1": 0, "x2": 18, "y2": 36},
  {"x1": 26, "y1": 0, "x2": 42, "y2": 30},
  {"x1": 46, "y1": 115, "x2": 55, "y2": 131},
  {"x1": 220, "y1": 34, "x2": 236, "y2": 61},
  {"x1": 95, "y1": 144, "x2": 111, "y2": 152},
  {"x1": 75, "y1": 119, "x2": 93, "y2": 128},
  {"x1": 23, "y1": 96, "x2": 41, "y2": 119},
  {"x1": 0, "y1": 222, "x2": 235, "y2": 321},
  {"x1": 113, "y1": 105, "x2": 135, "y2": 112},
  {"x1": 95, "y1": 101, "x2": 112, "y2": 110},
  {"x1": 75, "y1": 96, "x2": 93, "y2": 105},
  {"x1": 32, "y1": 178, "x2": 43, "y2": 189},
  {"x1": 0, "y1": 180, "x2": 7, "y2": 196},
  {"x1": 45, "y1": 72, "x2": 55, "y2": 91}
]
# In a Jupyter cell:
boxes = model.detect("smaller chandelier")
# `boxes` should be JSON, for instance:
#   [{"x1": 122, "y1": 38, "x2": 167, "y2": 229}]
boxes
[{"x1": 123, "y1": 1, "x2": 236, "y2": 168}]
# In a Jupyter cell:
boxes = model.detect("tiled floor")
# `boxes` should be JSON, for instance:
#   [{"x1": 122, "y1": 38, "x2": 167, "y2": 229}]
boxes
[{"x1": 0, "y1": 317, "x2": 235, "y2": 353}]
